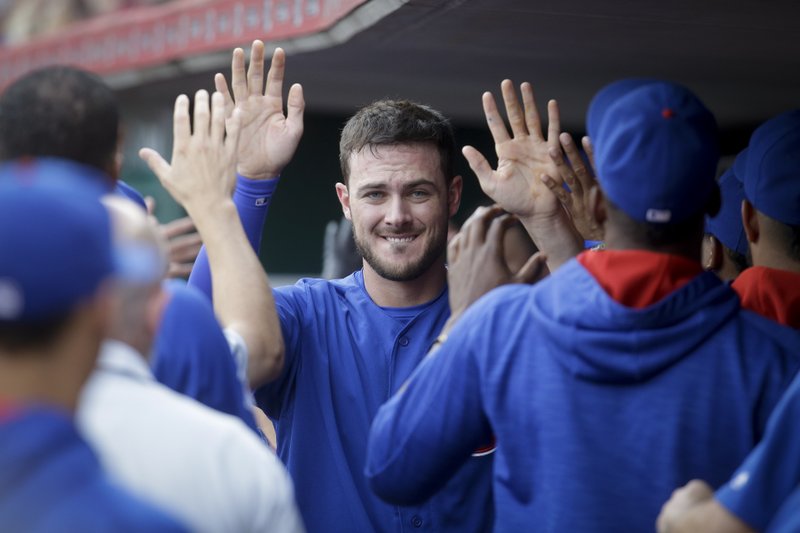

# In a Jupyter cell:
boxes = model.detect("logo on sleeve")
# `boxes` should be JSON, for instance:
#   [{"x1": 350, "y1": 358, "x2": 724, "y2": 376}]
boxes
[{"x1": 730, "y1": 471, "x2": 750, "y2": 490}]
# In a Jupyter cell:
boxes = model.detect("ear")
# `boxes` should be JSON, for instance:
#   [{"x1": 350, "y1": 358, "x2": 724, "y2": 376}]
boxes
[
  {"x1": 448, "y1": 175, "x2": 463, "y2": 218},
  {"x1": 335, "y1": 182, "x2": 352, "y2": 221},
  {"x1": 702, "y1": 234, "x2": 723, "y2": 272},
  {"x1": 742, "y1": 199, "x2": 759, "y2": 245},
  {"x1": 589, "y1": 185, "x2": 607, "y2": 226}
]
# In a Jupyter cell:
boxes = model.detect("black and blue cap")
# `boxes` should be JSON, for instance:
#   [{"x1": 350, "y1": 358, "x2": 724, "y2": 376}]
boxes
[
  {"x1": 705, "y1": 155, "x2": 748, "y2": 256},
  {"x1": 737, "y1": 110, "x2": 800, "y2": 226},
  {"x1": 591, "y1": 80, "x2": 719, "y2": 224},
  {"x1": 0, "y1": 159, "x2": 115, "y2": 321}
]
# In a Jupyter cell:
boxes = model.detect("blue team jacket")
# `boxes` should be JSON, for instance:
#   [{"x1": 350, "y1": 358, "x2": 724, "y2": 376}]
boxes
[
  {"x1": 366, "y1": 259, "x2": 800, "y2": 532},
  {"x1": 0, "y1": 406, "x2": 186, "y2": 532}
]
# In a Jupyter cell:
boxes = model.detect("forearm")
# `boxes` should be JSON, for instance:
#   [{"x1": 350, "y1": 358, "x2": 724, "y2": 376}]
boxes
[
  {"x1": 520, "y1": 210, "x2": 582, "y2": 271},
  {"x1": 188, "y1": 199, "x2": 284, "y2": 389},
  {"x1": 188, "y1": 175, "x2": 277, "y2": 298}
]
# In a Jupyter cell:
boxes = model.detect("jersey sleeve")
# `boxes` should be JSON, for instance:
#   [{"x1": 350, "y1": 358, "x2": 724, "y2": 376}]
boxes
[
  {"x1": 188, "y1": 175, "x2": 278, "y2": 299},
  {"x1": 151, "y1": 280, "x2": 259, "y2": 434},
  {"x1": 364, "y1": 303, "x2": 492, "y2": 505},
  {"x1": 716, "y1": 372, "x2": 800, "y2": 530}
]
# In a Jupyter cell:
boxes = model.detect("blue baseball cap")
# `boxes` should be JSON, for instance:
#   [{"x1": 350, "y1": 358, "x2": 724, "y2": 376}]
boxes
[
  {"x1": 705, "y1": 157, "x2": 748, "y2": 256},
  {"x1": 0, "y1": 159, "x2": 115, "y2": 321},
  {"x1": 586, "y1": 78, "x2": 658, "y2": 140},
  {"x1": 593, "y1": 80, "x2": 719, "y2": 224},
  {"x1": 737, "y1": 110, "x2": 800, "y2": 225}
]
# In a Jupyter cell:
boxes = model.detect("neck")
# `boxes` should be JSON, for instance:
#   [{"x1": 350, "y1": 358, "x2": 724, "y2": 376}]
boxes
[
  {"x1": 362, "y1": 257, "x2": 447, "y2": 308},
  {"x1": 750, "y1": 246, "x2": 800, "y2": 274},
  {"x1": 604, "y1": 226, "x2": 703, "y2": 264},
  {"x1": 0, "y1": 348, "x2": 88, "y2": 413}
]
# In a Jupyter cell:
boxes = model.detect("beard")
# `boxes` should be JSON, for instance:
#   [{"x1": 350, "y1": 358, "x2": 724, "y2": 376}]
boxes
[{"x1": 353, "y1": 226, "x2": 446, "y2": 282}]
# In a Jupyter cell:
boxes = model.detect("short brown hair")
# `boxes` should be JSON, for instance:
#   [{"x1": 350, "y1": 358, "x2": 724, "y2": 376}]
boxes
[{"x1": 339, "y1": 100, "x2": 456, "y2": 184}]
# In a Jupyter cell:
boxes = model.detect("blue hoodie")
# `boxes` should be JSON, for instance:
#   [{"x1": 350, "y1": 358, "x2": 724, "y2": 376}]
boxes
[
  {"x1": 0, "y1": 406, "x2": 186, "y2": 532},
  {"x1": 366, "y1": 258, "x2": 800, "y2": 532}
]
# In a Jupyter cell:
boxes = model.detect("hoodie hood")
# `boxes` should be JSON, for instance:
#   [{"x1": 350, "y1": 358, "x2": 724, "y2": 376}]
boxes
[{"x1": 528, "y1": 259, "x2": 739, "y2": 383}]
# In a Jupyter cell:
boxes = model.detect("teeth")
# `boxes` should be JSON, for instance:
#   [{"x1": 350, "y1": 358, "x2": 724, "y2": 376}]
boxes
[{"x1": 385, "y1": 236, "x2": 415, "y2": 242}]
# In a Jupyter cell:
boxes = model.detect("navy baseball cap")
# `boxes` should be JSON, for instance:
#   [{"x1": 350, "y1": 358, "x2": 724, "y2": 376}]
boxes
[
  {"x1": 0, "y1": 159, "x2": 115, "y2": 321},
  {"x1": 586, "y1": 78, "x2": 657, "y2": 140},
  {"x1": 593, "y1": 80, "x2": 719, "y2": 224},
  {"x1": 737, "y1": 110, "x2": 800, "y2": 225},
  {"x1": 705, "y1": 158, "x2": 748, "y2": 256}
]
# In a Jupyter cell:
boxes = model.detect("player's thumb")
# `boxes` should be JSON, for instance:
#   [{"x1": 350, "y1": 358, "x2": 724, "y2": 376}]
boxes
[{"x1": 139, "y1": 148, "x2": 171, "y2": 182}]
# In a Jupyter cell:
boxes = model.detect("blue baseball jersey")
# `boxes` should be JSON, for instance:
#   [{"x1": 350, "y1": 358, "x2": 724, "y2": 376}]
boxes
[
  {"x1": 254, "y1": 271, "x2": 494, "y2": 533},
  {"x1": 0, "y1": 406, "x2": 186, "y2": 532},
  {"x1": 717, "y1": 369, "x2": 800, "y2": 530},
  {"x1": 366, "y1": 259, "x2": 800, "y2": 532},
  {"x1": 766, "y1": 485, "x2": 800, "y2": 533},
  {"x1": 151, "y1": 280, "x2": 258, "y2": 434}
]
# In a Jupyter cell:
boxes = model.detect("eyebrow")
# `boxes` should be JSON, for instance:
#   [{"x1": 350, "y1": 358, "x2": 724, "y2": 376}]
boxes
[{"x1": 356, "y1": 179, "x2": 439, "y2": 193}]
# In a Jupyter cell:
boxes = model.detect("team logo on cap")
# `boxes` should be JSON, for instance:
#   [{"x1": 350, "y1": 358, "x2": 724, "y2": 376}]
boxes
[
  {"x1": 645, "y1": 208, "x2": 672, "y2": 223},
  {"x1": 0, "y1": 279, "x2": 24, "y2": 320}
]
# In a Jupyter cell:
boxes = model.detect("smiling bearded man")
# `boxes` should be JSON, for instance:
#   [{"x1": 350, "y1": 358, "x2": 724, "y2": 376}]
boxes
[{"x1": 187, "y1": 82, "x2": 495, "y2": 529}]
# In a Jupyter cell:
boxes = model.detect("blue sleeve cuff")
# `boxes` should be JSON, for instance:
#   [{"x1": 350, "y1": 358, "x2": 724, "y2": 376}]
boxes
[{"x1": 235, "y1": 174, "x2": 280, "y2": 203}]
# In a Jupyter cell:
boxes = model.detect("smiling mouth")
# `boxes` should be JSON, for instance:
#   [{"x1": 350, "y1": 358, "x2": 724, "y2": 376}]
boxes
[{"x1": 382, "y1": 235, "x2": 418, "y2": 243}]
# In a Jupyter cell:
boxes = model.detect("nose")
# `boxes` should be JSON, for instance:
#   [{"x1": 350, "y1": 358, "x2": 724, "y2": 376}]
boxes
[{"x1": 384, "y1": 195, "x2": 413, "y2": 228}]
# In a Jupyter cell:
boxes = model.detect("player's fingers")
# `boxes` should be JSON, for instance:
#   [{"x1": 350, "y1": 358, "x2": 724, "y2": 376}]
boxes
[
  {"x1": 210, "y1": 92, "x2": 226, "y2": 144},
  {"x1": 546, "y1": 99, "x2": 561, "y2": 149},
  {"x1": 462, "y1": 146, "x2": 496, "y2": 194},
  {"x1": 541, "y1": 173, "x2": 571, "y2": 208},
  {"x1": 172, "y1": 94, "x2": 191, "y2": 150},
  {"x1": 514, "y1": 252, "x2": 549, "y2": 285},
  {"x1": 161, "y1": 215, "x2": 196, "y2": 239},
  {"x1": 501, "y1": 79, "x2": 528, "y2": 138},
  {"x1": 247, "y1": 40, "x2": 265, "y2": 95},
  {"x1": 139, "y1": 148, "x2": 171, "y2": 182},
  {"x1": 265, "y1": 47, "x2": 286, "y2": 101},
  {"x1": 548, "y1": 145, "x2": 580, "y2": 196},
  {"x1": 582, "y1": 136, "x2": 598, "y2": 176},
  {"x1": 193, "y1": 90, "x2": 211, "y2": 139},
  {"x1": 482, "y1": 91, "x2": 511, "y2": 144},
  {"x1": 214, "y1": 73, "x2": 235, "y2": 117},
  {"x1": 230, "y1": 47, "x2": 248, "y2": 103},
  {"x1": 521, "y1": 82, "x2": 543, "y2": 141}
]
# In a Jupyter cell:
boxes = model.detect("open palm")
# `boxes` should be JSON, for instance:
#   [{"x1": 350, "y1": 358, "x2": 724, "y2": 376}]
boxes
[
  {"x1": 215, "y1": 41, "x2": 304, "y2": 180},
  {"x1": 463, "y1": 80, "x2": 562, "y2": 220}
]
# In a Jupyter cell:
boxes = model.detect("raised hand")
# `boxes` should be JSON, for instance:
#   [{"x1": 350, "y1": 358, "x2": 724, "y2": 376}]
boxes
[
  {"x1": 215, "y1": 40, "x2": 304, "y2": 180},
  {"x1": 446, "y1": 205, "x2": 548, "y2": 323},
  {"x1": 139, "y1": 90, "x2": 240, "y2": 218},
  {"x1": 462, "y1": 80, "x2": 583, "y2": 271},
  {"x1": 541, "y1": 132, "x2": 604, "y2": 241},
  {"x1": 462, "y1": 80, "x2": 562, "y2": 221}
]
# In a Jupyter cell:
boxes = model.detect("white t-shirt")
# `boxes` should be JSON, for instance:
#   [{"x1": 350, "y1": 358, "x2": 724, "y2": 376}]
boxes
[{"x1": 77, "y1": 340, "x2": 304, "y2": 533}]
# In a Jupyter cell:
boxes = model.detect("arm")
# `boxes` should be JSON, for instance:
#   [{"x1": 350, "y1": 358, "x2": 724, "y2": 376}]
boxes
[
  {"x1": 656, "y1": 481, "x2": 754, "y2": 533},
  {"x1": 461, "y1": 80, "x2": 583, "y2": 271},
  {"x1": 365, "y1": 310, "x2": 492, "y2": 505},
  {"x1": 140, "y1": 89, "x2": 284, "y2": 389},
  {"x1": 188, "y1": 40, "x2": 303, "y2": 299}
]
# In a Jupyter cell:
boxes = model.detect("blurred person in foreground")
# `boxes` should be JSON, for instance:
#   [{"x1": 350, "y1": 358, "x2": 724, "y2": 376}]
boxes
[
  {"x1": 79, "y1": 88, "x2": 303, "y2": 532},
  {"x1": 0, "y1": 64, "x2": 260, "y2": 431},
  {"x1": 0, "y1": 160, "x2": 185, "y2": 532}
]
